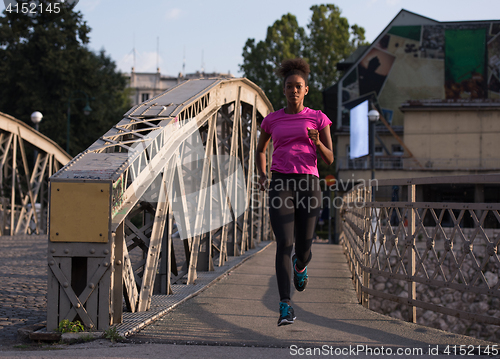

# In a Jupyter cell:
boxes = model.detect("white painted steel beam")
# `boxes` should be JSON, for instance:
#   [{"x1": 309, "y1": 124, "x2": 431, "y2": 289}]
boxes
[{"x1": 47, "y1": 78, "x2": 273, "y2": 330}]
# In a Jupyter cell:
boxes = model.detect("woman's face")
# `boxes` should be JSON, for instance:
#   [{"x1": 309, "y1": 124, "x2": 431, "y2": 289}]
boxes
[{"x1": 283, "y1": 74, "x2": 308, "y2": 106}]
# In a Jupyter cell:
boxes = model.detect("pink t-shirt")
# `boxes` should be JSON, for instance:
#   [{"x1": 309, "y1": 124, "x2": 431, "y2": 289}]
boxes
[{"x1": 261, "y1": 107, "x2": 331, "y2": 177}]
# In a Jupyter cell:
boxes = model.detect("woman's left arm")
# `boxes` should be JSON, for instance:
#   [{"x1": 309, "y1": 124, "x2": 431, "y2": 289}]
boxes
[{"x1": 307, "y1": 125, "x2": 334, "y2": 165}]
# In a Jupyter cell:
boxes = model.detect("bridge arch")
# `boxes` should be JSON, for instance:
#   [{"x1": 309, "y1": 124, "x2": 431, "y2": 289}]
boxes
[
  {"x1": 47, "y1": 78, "x2": 274, "y2": 330},
  {"x1": 0, "y1": 111, "x2": 71, "y2": 236}
]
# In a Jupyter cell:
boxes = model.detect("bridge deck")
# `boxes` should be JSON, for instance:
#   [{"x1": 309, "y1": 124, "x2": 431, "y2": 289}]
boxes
[
  {"x1": 129, "y1": 242, "x2": 496, "y2": 350},
  {"x1": 0, "y1": 236, "x2": 498, "y2": 358}
]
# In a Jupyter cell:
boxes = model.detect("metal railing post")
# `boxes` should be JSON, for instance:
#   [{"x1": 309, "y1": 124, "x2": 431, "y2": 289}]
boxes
[
  {"x1": 407, "y1": 183, "x2": 416, "y2": 323},
  {"x1": 362, "y1": 186, "x2": 371, "y2": 308}
]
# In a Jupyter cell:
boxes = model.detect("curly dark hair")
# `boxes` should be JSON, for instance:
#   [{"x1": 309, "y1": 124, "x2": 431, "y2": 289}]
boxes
[{"x1": 276, "y1": 58, "x2": 310, "y2": 86}]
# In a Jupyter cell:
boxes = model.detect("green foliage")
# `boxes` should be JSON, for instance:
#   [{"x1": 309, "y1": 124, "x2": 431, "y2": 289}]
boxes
[
  {"x1": 13, "y1": 344, "x2": 29, "y2": 349},
  {"x1": 57, "y1": 319, "x2": 84, "y2": 333},
  {"x1": 240, "y1": 3, "x2": 368, "y2": 111},
  {"x1": 104, "y1": 326, "x2": 123, "y2": 342},
  {"x1": 241, "y1": 13, "x2": 306, "y2": 111},
  {"x1": 80, "y1": 333, "x2": 95, "y2": 342},
  {"x1": 0, "y1": 0, "x2": 131, "y2": 156}
]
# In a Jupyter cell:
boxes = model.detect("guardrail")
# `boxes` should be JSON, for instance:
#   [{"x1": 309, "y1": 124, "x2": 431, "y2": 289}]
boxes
[
  {"x1": 340, "y1": 174, "x2": 500, "y2": 327},
  {"x1": 337, "y1": 156, "x2": 500, "y2": 171}
]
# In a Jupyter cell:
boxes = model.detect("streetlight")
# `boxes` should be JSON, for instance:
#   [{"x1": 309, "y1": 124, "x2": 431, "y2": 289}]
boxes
[
  {"x1": 31, "y1": 111, "x2": 43, "y2": 131},
  {"x1": 368, "y1": 109, "x2": 380, "y2": 180},
  {"x1": 31, "y1": 111, "x2": 43, "y2": 168},
  {"x1": 368, "y1": 109, "x2": 379, "y2": 202},
  {"x1": 67, "y1": 91, "x2": 92, "y2": 154}
]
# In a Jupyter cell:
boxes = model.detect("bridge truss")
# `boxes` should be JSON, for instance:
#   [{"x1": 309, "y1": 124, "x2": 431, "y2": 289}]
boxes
[
  {"x1": 0, "y1": 112, "x2": 71, "y2": 236},
  {"x1": 46, "y1": 78, "x2": 274, "y2": 331}
]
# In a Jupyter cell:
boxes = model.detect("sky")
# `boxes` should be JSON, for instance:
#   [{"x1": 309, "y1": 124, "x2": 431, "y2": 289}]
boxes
[{"x1": 68, "y1": 0, "x2": 500, "y2": 77}]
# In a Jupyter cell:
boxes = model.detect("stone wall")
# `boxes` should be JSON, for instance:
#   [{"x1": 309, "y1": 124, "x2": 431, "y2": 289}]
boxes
[{"x1": 368, "y1": 255, "x2": 500, "y2": 343}]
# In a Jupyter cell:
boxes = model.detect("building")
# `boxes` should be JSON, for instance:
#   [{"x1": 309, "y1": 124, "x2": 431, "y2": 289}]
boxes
[
  {"x1": 124, "y1": 68, "x2": 234, "y2": 107},
  {"x1": 323, "y1": 9, "x2": 500, "y2": 197},
  {"x1": 323, "y1": 10, "x2": 500, "y2": 241}
]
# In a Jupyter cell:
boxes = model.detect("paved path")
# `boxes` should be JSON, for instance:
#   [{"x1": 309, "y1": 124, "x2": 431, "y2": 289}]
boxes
[
  {"x1": 0, "y1": 236, "x2": 46, "y2": 349},
  {"x1": 129, "y1": 242, "x2": 498, "y2": 351}
]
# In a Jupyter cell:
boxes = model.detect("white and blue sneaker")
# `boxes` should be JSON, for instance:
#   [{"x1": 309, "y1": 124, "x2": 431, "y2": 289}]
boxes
[{"x1": 277, "y1": 302, "x2": 296, "y2": 326}]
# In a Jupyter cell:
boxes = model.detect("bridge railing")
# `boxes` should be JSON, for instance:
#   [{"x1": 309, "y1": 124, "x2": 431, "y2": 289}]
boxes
[
  {"x1": 0, "y1": 112, "x2": 71, "y2": 236},
  {"x1": 340, "y1": 174, "x2": 500, "y2": 327},
  {"x1": 46, "y1": 78, "x2": 274, "y2": 331}
]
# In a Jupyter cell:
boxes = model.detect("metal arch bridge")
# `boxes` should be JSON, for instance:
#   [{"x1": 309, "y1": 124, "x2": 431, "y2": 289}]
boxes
[
  {"x1": 0, "y1": 111, "x2": 71, "y2": 236},
  {"x1": 46, "y1": 77, "x2": 274, "y2": 331}
]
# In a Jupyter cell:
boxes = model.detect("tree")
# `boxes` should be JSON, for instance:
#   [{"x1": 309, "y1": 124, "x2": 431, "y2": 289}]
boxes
[
  {"x1": 0, "y1": 0, "x2": 131, "y2": 156},
  {"x1": 240, "y1": 3, "x2": 368, "y2": 177},
  {"x1": 306, "y1": 4, "x2": 367, "y2": 107},
  {"x1": 241, "y1": 13, "x2": 307, "y2": 110}
]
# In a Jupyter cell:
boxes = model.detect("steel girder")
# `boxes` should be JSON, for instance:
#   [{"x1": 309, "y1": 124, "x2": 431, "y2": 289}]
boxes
[
  {"x1": 47, "y1": 78, "x2": 274, "y2": 330},
  {"x1": 0, "y1": 112, "x2": 71, "y2": 236}
]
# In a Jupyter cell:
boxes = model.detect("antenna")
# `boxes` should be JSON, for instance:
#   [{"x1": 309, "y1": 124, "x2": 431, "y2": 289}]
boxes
[
  {"x1": 156, "y1": 36, "x2": 160, "y2": 72},
  {"x1": 183, "y1": 47, "x2": 186, "y2": 75},
  {"x1": 133, "y1": 33, "x2": 136, "y2": 69},
  {"x1": 201, "y1": 49, "x2": 205, "y2": 74}
]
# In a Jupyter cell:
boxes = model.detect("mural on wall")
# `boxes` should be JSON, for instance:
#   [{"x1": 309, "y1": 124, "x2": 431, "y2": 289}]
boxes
[
  {"x1": 444, "y1": 27, "x2": 487, "y2": 99},
  {"x1": 489, "y1": 32, "x2": 500, "y2": 95},
  {"x1": 358, "y1": 48, "x2": 396, "y2": 97},
  {"x1": 341, "y1": 20, "x2": 500, "y2": 127},
  {"x1": 420, "y1": 26, "x2": 445, "y2": 59}
]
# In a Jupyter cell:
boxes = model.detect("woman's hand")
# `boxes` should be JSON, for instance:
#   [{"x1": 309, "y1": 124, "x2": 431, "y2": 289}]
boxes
[
  {"x1": 307, "y1": 127, "x2": 320, "y2": 146},
  {"x1": 309, "y1": 125, "x2": 334, "y2": 165},
  {"x1": 258, "y1": 173, "x2": 268, "y2": 191}
]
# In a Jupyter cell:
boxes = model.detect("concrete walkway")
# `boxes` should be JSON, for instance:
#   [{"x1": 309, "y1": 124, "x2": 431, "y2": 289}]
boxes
[
  {"x1": 129, "y1": 242, "x2": 498, "y2": 350},
  {"x1": 1, "y1": 241, "x2": 499, "y2": 358}
]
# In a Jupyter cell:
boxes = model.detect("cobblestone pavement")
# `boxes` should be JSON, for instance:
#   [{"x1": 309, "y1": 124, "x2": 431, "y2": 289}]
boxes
[{"x1": 0, "y1": 235, "x2": 47, "y2": 350}]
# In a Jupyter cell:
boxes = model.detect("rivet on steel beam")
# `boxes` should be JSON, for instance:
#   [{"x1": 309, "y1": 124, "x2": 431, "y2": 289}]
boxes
[
  {"x1": 104, "y1": 249, "x2": 109, "y2": 255},
  {"x1": 104, "y1": 262, "x2": 109, "y2": 267},
  {"x1": 63, "y1": 282, "x2": 69, "y2": 288},
  {"x1": 89, "y1": 283, "x2": 95, "y2": 289},
  {"x1": 76, "y1": 303, "x2": 81, "y2": 308},
  {"x1": 64, "y1": 249, "x2": 69, "y2": 254},
  {"x1": 116, "y1": 260, "x2": 122, "y2": 265},
  {"x1": 90, "y1": 248, "x2": 95, "y2": 254},
  {"x1": 50, "y1": 248, "x2": 56, "y2": 253},
  {"x1": 49, "y1": 260, "x2": 55, "y2": 266}
]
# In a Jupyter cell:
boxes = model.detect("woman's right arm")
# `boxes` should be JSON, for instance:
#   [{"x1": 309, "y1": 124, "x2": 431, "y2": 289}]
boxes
[{"x1": 255, "y1": 130, "x2": 272, "y2": 191}]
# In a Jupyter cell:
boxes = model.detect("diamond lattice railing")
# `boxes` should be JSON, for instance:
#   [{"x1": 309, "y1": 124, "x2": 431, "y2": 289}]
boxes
[{"x1": 341, "y1": 176, "x2": 500, "y2": 329}]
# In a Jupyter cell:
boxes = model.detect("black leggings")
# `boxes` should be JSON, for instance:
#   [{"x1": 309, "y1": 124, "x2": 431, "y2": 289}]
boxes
[{"x1": 268, "y1": 172, "x2": 321, "y2": 302}]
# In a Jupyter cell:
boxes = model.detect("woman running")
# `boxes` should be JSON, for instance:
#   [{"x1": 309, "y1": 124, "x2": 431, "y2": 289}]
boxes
[{"x1": 256, "y1": 58, "x2": 334, "y2": 326}]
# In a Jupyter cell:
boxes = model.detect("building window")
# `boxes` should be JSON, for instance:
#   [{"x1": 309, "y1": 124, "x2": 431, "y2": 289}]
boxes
[
  {"x1": 392, "y1": 144, "x2": 404, "y2": 156},
  {"x1": 141, "y1": 93, "x2": 150, "y2": 102},
  {"x1": 375, "y1": 145, "x2": 384, "y2": 156}
]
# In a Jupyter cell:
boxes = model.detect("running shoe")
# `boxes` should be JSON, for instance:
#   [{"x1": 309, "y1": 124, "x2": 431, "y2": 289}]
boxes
[
  {"x1": 292, "y1": 253, "x2": 308, "y2": 292},
  {"x1": 278, "y1": 301, "x2": 296, "y2": 326}
]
